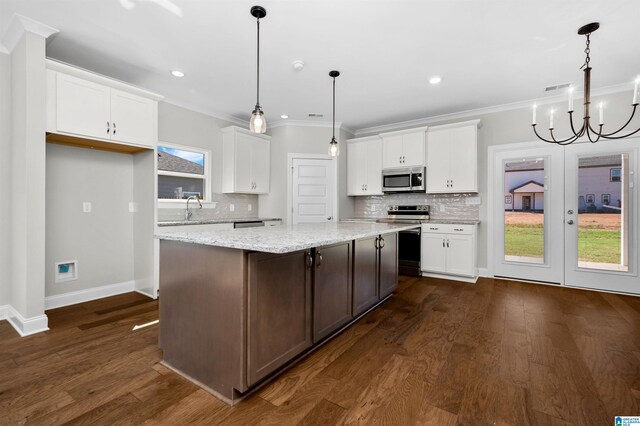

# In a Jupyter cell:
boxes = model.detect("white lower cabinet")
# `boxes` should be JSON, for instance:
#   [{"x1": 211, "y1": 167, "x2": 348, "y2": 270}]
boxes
[{"x1": 421, "y1": 223, "x2": 477, "y2": 279}]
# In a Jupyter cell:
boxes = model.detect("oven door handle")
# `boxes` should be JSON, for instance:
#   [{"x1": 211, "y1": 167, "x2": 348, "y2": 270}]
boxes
[{"x1": 400, "y1": 229, "x2": 421, "y2": 235}]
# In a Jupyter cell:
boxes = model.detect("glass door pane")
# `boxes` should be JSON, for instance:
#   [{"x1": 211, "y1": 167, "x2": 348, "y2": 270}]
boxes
[
  {"x1": 577, "y1": 154, "x2": 629, "y2": 272},
  {"x1": 504, "y1": 158, "x2": 545, "y2": 264}
]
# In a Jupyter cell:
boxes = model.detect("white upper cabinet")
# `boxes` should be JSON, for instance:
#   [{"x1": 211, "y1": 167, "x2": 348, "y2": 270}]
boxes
[
  {"x1": 221, "y1": 126, "x2": 271, "y2": 194},
  {"x1": 426, "y1": 120, "x2": 479, "y2": 193},
  {"x1": 380, "y1": 127, "x2": 427, "y2": 169},
  {"x1": 46, "y1": 61, "x2": 161, "y2": 148},
  {"x1": 347, "y1": 136, "x2": 382, "y2": 196}
]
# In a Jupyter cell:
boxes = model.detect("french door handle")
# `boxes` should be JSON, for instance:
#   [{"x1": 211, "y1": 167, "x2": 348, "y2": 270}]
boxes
[
  {"x1": 567, "y1": 220, "x2": 575, "y2": 225},
  {"x1": 567, "y1": 209, "x2": 574, "y2": 215}
]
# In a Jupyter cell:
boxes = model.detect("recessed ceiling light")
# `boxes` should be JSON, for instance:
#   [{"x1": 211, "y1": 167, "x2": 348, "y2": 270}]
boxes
[
  {"x1": 280, "y1": 114, "x2": 289, "y2": 119},
  {"x1": 429, "y1": 76, "x2": 442, "y2": 85},
  {"x1": 171, "y1": 70, "x2": 185, "y2": 78}
]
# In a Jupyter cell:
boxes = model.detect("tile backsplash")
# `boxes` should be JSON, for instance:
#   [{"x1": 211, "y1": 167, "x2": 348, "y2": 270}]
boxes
[
  {"x1": 354, "y1": 193, "x2": 480, "y2": 221},
  {"x1": 158, "y1": 193, "x2": 259, "y2": 221}
]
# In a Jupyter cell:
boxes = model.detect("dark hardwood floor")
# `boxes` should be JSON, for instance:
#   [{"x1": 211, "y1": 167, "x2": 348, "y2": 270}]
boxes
[{"x1": 3, "y1": 276, "x2": 640, "y2": 425}]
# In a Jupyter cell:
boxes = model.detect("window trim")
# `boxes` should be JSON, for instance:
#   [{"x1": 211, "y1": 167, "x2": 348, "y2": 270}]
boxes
[
  {"x1": 504, "y1": 195, "x2": 512, "y2": 204},
  {"x1": 601, "y1": 193, "x2": 611, "y2": 204},
  {"x1": 610, "y1": 168, "x2": 621, "y2": 182},
  {"x1": 157, "y1": 142, "x2": 211, "y2": 204},
  {"x1": 585, "y1": 194, "x2": 595, "y2": 204}
]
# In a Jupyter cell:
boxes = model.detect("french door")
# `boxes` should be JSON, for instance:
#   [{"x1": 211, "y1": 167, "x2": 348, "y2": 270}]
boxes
[{"x1": 491, "y1": 139, "x2": 640, "y2": 294}]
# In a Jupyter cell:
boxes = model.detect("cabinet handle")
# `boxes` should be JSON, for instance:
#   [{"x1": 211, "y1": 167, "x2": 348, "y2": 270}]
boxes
[
  {"x1": 113, "y1": 122, "x2": 116, "y2": 135},
  {"x1": 454, "y1": 228, "x2": 464, "y2": 231},
  {"x1": 107, "y1": 121, "x2": 110, "y2": 134},
  {"x1": 379, "y1": 237, "x2": 385, "y2": 249},
  {"x1": 305, "y1": 252, "x2": 313, "y2": 269},
  {"x1": 442, "y1": 239, "x2": 445, "y2": 247},
  {"x1": 316, "y1": 251, "x2": 323, "y2": 268},
  {"x1": 374, "y1": 237, "x2": 379, "y2": 249},
  {"x1": 429, "y1": 227, "x2": 439, "y2": 230},
  {"x1": 447, "y1": 240, "x2": 450, "y2": 248}
]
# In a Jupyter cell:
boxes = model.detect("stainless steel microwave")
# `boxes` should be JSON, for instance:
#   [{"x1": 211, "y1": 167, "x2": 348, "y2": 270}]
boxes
[{"x1": 382, "y1": 167, "x2": 426, "y2": 193}]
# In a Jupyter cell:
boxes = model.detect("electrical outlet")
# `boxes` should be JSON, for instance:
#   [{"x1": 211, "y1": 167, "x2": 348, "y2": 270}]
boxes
[
  {"x1": 83, "y1": 202, "x2": 92, "y2": 213},
  {"x1": 465, "y1": 196, "x2": 481, "y2": 205},
  {"x1": 229, "y1": 204, "x2": 235, "y2": 212},
  {"x1": 439, "y1": 204, "x2": 446, "y2": 212},
  {"x1": 128, "y1": 202, "x2": 137, "y2": 213},
  {"x1": 248, "y1": 204, "x2": 252, "y2": 212}
]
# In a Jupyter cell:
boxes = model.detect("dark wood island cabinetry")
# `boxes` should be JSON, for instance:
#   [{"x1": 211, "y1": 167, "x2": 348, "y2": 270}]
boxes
[{"x1": 157, "y1": 222, "x2": 414, "y2": 404}]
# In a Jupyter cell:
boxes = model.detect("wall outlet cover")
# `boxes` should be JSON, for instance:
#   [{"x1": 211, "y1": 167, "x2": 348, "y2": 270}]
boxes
[
  {"x1": 128, "y1": 202, "x2": 137, "y2": 213},
  {"x1": 439, "y1": 204, "x2": 446, "y2": 212},
  {"x1": 83, "y1": 202, "x2": 92, "y2": 213},
  {"x1": 465, "y1": 196, "x2": 481, "y2": 205}
]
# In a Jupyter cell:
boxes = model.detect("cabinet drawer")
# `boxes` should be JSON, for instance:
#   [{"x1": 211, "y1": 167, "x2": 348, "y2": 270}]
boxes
[{"x1": 421, "y1": 223, "x2": 473, "y2": 235}]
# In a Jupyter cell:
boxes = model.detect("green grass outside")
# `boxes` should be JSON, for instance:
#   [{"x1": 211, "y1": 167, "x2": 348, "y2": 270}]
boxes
[{"x1": 505, "y1": 224, "x2": 621, "y2": 264}]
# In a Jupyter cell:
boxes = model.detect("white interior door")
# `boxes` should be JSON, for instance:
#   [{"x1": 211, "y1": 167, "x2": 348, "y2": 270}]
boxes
[
  {"x1": 491, "y1": 144, "x2": 565, "y2": 283},
  {"x1": 564, "y1": 140, "x2": 639, "y2": 293},
  {"x1": 291, "y1": 156, "x2": 337, "y2": 224}
]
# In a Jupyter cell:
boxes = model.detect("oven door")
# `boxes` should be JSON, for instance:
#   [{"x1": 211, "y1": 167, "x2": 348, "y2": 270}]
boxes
[{"x1": 398, "y1": 228, "x2": 422, "y2": 276}]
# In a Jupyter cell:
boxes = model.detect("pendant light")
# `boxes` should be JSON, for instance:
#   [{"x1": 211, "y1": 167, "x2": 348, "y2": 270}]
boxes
[
  {"x1": 532, "y1": 22, "x2": 640, "y2": 144},
  {"x1": 328, "y1": 70, "x2": 340, "y2": 157},
  {"x1": 249, "y1": 6, "x2": 267, "y2": 133}
]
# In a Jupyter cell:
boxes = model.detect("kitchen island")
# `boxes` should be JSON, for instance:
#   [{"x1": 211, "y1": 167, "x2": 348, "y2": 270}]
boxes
[{"x1": 156, "y1": 222, "x2": 418, "y2": 404}]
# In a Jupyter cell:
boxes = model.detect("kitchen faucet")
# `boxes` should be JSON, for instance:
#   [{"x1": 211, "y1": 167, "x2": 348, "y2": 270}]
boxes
[{"x1": 185, "y1": 195, "x2": 202, "y2": 220}]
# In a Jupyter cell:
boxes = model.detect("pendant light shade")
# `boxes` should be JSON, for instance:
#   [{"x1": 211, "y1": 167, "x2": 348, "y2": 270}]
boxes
[
  {"x1": 328, "y1": 70, "x2": 340, "y2": 157},
  {"x1": 249, "y1": 6, "x2": 267, "y2": 134}
]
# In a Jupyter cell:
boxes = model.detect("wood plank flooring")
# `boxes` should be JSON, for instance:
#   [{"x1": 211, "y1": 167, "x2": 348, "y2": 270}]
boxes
[{"x1": 3, "y1": 277, "x2": 640, "y2": 425}]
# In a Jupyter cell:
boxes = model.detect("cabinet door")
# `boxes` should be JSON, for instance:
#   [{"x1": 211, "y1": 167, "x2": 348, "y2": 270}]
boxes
[
  {"x1": 401, "y1": 131, "x2": 425, "y2": 167},
  {"x1": 347, "y1": 142, "x2": 364, "y2": 195},
  {"x1": 421, "y1": 233, "x2": 447, "y2": 273},
  {"x1": 110, "y1": 89, "x2": 156, "y2": 147},
  {"x1": 234, "y1": 133, "x2": 254, "y2": 192},
  {"x1": 313, "y1": 242, "x2": 352, "y2": 343},
  {"x1": 56, "y1": 73, "x2": 110, "y2": 139},
  {"x1": 445, "y1": 234, "x2": 475, "y2": 276},
  {"x1": 425, "y1": 130, "x2": 451, "y2": 192},
  {"x1": 247, "y1": 250, "x2": 312, "y2": 386},
  {"x1": 365, "y1": 139, "x2": 383, "y2": 194},
  {"x1": 251, "y1": 138, "x2": 270, "y2": 193},
  {"x1": 382, "y1": 135, "x2": 403, "y2": 169},
  {"x1": 378, "y1": 233, "x2": 398, "y2": 299},
  {"x1": 353, "y1": 236, "x2": 379, "y2": 316},
  {"x1": 449, "y1": 126, "x2": 477, "y2": 192}
]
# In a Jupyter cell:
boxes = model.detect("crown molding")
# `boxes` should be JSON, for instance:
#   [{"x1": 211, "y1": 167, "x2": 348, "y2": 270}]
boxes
[
  {"x1": 354, "y1": 82, "x2": 635, "y2": 136},
  {"x1": 269, "y1": 119, "x2": 355, "y2": 134},
  {"x1": 1, "y1": 14, "x2": 58, "y2": 53}
]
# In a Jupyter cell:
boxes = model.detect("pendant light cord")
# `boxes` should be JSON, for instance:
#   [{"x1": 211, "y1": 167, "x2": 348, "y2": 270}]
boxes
[
  {"x1": 256, "y1": 18, "x2": 260, "y2": 107},
  {"x1": 332, "y1": 76, "x2": 336, "y2": 139}
]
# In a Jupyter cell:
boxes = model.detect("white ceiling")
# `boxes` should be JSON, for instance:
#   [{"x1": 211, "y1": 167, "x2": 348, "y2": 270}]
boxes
[{"x1": 1, "y1": 0, "x2": 639, "y2": 131}]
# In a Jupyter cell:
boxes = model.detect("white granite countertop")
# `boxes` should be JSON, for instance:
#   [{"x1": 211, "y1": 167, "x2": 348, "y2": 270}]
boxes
[
  {"x1": 157, "y1": 217, "x2": 282, "y2": 227},
  {"x1": 156, "y1": 222, "x2": 420, "y2": 253}
]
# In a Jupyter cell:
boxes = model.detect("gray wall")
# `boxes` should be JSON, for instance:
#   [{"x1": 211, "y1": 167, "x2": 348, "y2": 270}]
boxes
[
  {"x1": 157, "y1": 102, "x2": 259, "y2": 220},
  {"x1": 258, "y1": 125, "x2": 355, "y2": 222},
  {"x1": 360, "y1": 90, "x2": 640, "y2": 271},
  {"x1": 45, "y1": 144, "x2": 135, "y2": 296},
  {"x1": 0, "y1": 52, "x2": 10, "y2": 306}
]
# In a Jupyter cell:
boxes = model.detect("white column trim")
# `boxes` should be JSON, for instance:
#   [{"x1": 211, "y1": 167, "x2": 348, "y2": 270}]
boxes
[{"x1": 3, "y1": 305, "x2": 49, "y2": 337}]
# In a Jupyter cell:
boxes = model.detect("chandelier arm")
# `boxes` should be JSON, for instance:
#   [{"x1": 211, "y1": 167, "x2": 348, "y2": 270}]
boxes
[
  {"x1": 585, "y1": 124, "x2": 603, "y2": 143},
  {"x1": 594, "y1": 105, "x2": 638, "y2": 137},
  {"x1": 532, "y1": 125, "x2": 563, "y2": 144},
  {"x1": 596, "y1": 126, "x2": 640, "y2": 140},
  {"x1": 549, "y1": 127, "x2": 581, "y2": 145},
  {"x1": 568, "y1": 111, "x2": 583, "y2": 137}
]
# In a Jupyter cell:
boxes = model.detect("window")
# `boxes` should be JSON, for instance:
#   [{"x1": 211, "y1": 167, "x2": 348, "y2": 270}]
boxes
[
  {"x1": 504, "y1": 195, "x2": 513, "y2": 204},
  {"x1": 157, "y1": 144, "x2": 210, "y2": 201},
  {"x1": 610, "y1": 168, "x2": 621, "y2": 182},
  {"x1": 601, "y1": 194, "x2": 611, "y2": 205},
  {"x1": 585, "y1": 194, "x2": 595, "y2": 204}
]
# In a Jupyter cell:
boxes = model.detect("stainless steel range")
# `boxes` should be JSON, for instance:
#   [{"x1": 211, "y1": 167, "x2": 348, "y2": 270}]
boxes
[{"x1": 376, "y1": 205, "x2": 430, "y2": 276}]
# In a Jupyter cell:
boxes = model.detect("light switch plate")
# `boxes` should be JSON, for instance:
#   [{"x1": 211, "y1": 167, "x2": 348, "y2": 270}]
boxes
[
  {"x1": 439, "y1": 204, "x2": 446, "y2": 212},
  {"x1": 229, "y1": 204, "x2": 235, "y2": 212},
  {"x1": 465, "y1": 196, "x2": 481, "y2": 205},
  {"x1": 248, "y1": 204, "x2": 252, "y2": 212},
  {"x1": 83, "y1": 202, "x2": 92, "y2": 213},
  {"x1": 128, "y1": 202, "x2": 137, "y2": 213}
]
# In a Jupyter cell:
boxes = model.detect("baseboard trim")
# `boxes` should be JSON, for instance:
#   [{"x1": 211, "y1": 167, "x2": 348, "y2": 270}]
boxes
[
  {"x1": 478, "y1": 268, "x2": 492, "y2": 278},
  {"x1": 45, "y1": 280, "x2": 136, "y2": 310},
  {"x1": 421, "y1": 271, "x2": 479, "y2": 283},
  {"x1": 2, "y1": 305, "x2": 49, "y2": 337}
]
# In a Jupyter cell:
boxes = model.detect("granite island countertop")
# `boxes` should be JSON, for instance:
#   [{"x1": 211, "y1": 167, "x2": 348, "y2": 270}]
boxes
[
  {"x1": 342, "y1": 217, "x2": 480, "y2": 225},
  {"x1": 155, "y1": 222, "x2": 419, "y2": 253},
  {"x1": 157, "y1": 217, "x2": 282, "y2": 227}
]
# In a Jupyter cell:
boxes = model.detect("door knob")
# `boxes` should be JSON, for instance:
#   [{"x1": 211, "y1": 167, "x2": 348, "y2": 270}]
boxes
[
  {"x1": 327, "y1": 216, "x2": 333, "y2": 221},
  {"x1": 567, "y1": 209, "x2": 574, "y2": 215},
  {"x1": 567, "y1": 220, "x2": 574, "y2": 225}
]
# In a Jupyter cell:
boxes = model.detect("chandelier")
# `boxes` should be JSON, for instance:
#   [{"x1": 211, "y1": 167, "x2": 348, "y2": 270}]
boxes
[{"x1": 532, "y1": 22, "x2": 640, "y2": 145}]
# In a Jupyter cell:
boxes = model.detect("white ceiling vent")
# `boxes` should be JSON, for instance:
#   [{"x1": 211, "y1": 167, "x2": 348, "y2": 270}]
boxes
[
  {"x1": 308, "y1": 113, "x2": 324, "y2": 118},
  {"x1": 545, "y1": 83, "x2": 572, "y2": 92}
]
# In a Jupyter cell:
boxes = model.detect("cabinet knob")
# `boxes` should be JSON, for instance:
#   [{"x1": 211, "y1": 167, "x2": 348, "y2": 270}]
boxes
[
  {"x1": 305, "y1": 252, "x2": 313, "y2": 269},
  {"x1": 379, "y1": 237, "x2": 385, "y2": 249},
  {"x1": 316, "y1": 251, "x2": 323, "y2": 267},
  {"x1": 327, "y1": 216, "x2": 333, "y2": 221}
]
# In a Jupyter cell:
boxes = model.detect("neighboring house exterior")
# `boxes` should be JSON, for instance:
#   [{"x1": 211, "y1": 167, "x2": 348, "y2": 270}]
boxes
[
  {"x1": 157, "y1": 150, "x2": 205, "y2": 199},
  {"x1": 504, "y1": 156, "x2": 622, "y2": 212}
]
